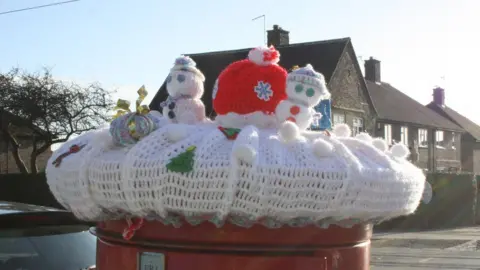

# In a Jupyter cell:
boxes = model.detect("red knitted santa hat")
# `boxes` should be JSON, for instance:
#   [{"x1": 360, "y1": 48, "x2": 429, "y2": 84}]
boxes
[{"x1": 213, "y1": 46, "x2": 287, "y2": 116}]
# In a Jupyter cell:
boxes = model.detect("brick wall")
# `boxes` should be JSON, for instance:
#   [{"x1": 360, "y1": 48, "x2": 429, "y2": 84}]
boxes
[{"x1": 0, "y1": 140, "x2": 52, "y2": 174}]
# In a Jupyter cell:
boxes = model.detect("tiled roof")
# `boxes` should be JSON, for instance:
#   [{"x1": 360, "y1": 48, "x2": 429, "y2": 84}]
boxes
[
  {"x1": 366, "y1": 80, "x2": 463, "y2": 131},
  {"x1": 426, "y1": 102, "x2": 480, "y2": 140},
  {"x1": 149, "y1": 38, "x2": 350, "y2": 116}
]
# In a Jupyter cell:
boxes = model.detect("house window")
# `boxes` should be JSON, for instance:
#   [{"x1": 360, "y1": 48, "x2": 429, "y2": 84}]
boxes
[
  {"x1": 449, "y1": 132, "x2": 456, "y2": 149},
  {"x1": 400, "y1": 126, "x2": 409, "y2": 145},
  {"x1": 352, "y1": 117, "x2": 364, "y2": 136},
  {"x1": 436, "y1": 131, "x2": 444, "y2": 145},
  {"x1": 384, "y1": 124, "x2": 392, "y2": 145},
  {"x1": 333, "y1": 113, "x2": 345, "y2": 125},
  {"x1": 418, "y1": 129, "x2": 428, "y2": 147}
]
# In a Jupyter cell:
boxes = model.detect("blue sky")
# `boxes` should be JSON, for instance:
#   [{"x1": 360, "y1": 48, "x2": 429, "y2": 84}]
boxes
[{"x1": 1, "y1": 0, "x2": 479, "y2": 123}]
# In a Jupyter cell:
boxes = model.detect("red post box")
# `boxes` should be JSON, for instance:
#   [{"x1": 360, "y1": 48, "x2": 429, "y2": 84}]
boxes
[{"x1": 92, "y1": 219, "x2": 372, "y2": 270}]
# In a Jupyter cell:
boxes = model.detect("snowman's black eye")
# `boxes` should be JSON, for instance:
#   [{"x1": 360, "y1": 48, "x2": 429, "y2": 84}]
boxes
[
  {"x1": 166, "y1": 75, "x2": 172, "y2": 83},
  {"x1": 177, "y1": 74, "x2": 186, "y2": 83}
]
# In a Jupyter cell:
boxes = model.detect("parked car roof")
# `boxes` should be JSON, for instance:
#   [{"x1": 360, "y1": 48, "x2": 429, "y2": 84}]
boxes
[
  {"x1": 0, "y1": 201, "x2": 61, "y2": 216},
  {"x1": 0, "y1": 201, "x2": 96, "y2": 270}
]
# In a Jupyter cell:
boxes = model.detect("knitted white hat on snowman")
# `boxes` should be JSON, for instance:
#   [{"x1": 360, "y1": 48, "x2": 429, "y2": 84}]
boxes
[
  {"x1": 170, "y1": 55, "x2": 205, "y2": 82},
  {"x1": 288, "y1": 64, "x2": 330, "y2": 99}
]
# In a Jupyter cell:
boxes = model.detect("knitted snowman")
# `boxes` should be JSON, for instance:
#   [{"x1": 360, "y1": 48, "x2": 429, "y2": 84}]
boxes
[
  {"x1": 213, "y1": 46, "x2": 288, "y2": 129},
  {"x1": 276, "y1": 64, "x2": 330, "y2": 131},
  {"x1": 161, "y1": 56, "x2": 207, "y2": 124}
]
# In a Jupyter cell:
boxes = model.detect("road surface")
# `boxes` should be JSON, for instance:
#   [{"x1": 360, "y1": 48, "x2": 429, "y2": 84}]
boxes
[{"x1": 371, "y1": 227, "x2": 480, "y2": 269}]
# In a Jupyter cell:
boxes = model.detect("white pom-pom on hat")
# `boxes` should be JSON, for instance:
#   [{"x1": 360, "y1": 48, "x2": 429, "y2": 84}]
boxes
[
  {"x1": 278, "y1": 121, "x2": 300, "y2": 143},
  {"x1": 166, "y1": 124, "x2": 189, "y2": 142},
  {"x1": 332, "y1": 124, "x2": 351, "y2": 138},
  {"x1": 390, "y1": 143, "x2": 410, "y2": 159},
  {"x1": 233, "y1": 144, "x2": 257, "y2": 164},
  {"x1": 355, "y1": 132, "x2": 373, "y2": 143},
  {"x1": 372, "y1": 138, "x2": 388, "y2": 152},
  {"x1": 248, "y1": 46, "x2": 280, "y2": 66},
  {"x1": 313, "y1": 138, "x2": 334, "y2": 158}
]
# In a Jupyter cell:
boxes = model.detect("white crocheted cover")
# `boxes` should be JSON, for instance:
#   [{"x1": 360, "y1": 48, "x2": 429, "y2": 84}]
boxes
[{"x1": 46, "y1": 116, "x2": 425, "y2": 228}]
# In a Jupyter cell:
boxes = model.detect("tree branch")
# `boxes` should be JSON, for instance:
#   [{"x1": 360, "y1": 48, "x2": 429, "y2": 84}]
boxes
[
  {"x1": 1, "y1": 67, "x2": 114, "y2": 173},
  {"x1": 30, "y1": 135, "x2": 39, "y2": 173},
  {"x1": 1, "y1": 124, "x2": 29, "y2": 174}
]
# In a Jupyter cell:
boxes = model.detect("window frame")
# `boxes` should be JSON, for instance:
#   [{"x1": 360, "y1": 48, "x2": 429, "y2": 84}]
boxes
[
  {"x1": 400, "y1": 126, "x2": 409, "y2": 146},
  {"x1": 418, "y1": 128, "x2": 428, "y2": 148},
  {"x1": 333, "y1": 113, "x2": 345, "y2": 125},
  {"x1": 436, "y1": 130, "x2": 444, "y2": 145},
  {"x1": 384, "y1": 124, "x2": 392, "y2": 145},
  {"x1": 352, "y1": 117, "x2": 364, "y2": 136}
]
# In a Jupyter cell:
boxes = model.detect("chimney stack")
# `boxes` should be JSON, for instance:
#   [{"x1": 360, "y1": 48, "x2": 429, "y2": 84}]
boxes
[
  {"x1": 267, "y1": 25, "x2": 289, "y2": 47},
  {"x1": 433, "y1": 87, "x2": 445, "y2": 107},
  {"x1": 364, "y1": 57, "x2": 381, "y2": 83}
]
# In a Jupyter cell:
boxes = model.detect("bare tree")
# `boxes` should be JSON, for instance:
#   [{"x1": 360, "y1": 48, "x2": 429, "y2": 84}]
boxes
[{"x1": 0, "y1": 67, "x2": 114, "y2": 174}]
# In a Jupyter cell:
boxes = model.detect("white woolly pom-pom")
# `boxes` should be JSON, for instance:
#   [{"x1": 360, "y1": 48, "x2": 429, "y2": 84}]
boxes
[
  {"x1": 233, "y1": 144, "x2": 257, "y2": 164},
  {"x1": 166, "y1": 125, "x2": 189, "y2": 142},
  {"x1": 372, "y1": 138, "x2": 388, "y2": 152},
  {"x1": 91, "y1": 128, "x2": 113, "y2": 148},
  {"x1": 312, "y1": 138, "x2": 334, "y2": 158},
  {"x1": 332, "y1": 124, "x2": 351, "y2": 138},
  {"x1": 355, "y1": 132, "x2": 373, "y2": 142},
  {"x1": 248, "y1": 46, "x2": 280, "y2": 66},
  {"x1": 278, "y1": 121, "x2": 300, "y2": 142},
  {"x1": 390, "y1": 143, "x2": 410, "y2": 159}
]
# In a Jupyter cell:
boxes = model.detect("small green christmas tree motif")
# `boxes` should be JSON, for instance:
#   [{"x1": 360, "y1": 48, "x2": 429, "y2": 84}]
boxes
[
  {"x1": 218, "y1": 126, "x2": 241, "y2": 140},
  {"x1": 166, "y1": 145, "x2": 196, "y2": 173}
]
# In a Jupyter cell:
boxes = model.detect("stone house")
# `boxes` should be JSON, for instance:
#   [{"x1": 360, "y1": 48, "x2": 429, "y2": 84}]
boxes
[
  {"x1": 364, "y1": 58, "x2": 464, "y2": 171},
  {"x1": 150, "y1": 25, "x2": 377, "y2": 136},
  {"x1": 0, "y1": 110, "x2": 52, "y2": 174},
  {"x1": 426, "y1": 88, "x2": 480, "y2": 174}
]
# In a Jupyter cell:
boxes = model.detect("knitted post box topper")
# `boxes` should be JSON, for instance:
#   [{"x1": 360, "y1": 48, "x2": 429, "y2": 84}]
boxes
[{"x1": 213, "y1": 46, "x2": 288, "y2": 129}]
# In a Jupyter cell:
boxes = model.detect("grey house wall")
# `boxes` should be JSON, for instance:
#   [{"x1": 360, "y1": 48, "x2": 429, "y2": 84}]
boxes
[
  {"x1": 460, "y1": 133, "x2": 480, "y2": 174},
  {"x1": 327, "y1": 44, "x2": 376, "y2": 134}
]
